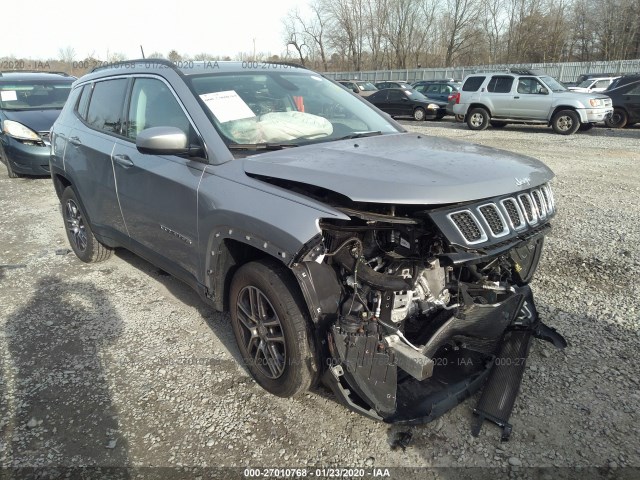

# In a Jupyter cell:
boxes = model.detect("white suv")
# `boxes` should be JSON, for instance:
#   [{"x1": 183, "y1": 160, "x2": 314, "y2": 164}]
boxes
[
  {"x1": 567, "y1": 76, "x2": 619, "y2": 93},
  {"x1": 452, "y1": 69, "x2": 613, "y2": 134}
]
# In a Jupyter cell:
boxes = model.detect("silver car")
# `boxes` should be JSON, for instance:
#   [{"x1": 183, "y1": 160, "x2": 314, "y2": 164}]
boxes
[
  {"x1": 50, "y1": 60, "x2": 565, "y2": 437},
  {"x1": 453, "y1": 69, "x2": 613, "y2": 134}
]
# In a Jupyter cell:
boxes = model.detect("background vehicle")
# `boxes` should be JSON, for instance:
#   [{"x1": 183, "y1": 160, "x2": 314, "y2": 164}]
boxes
[
  {"x1": 337, "y1": 80, "x2": 378, "y2": 97},
  {"x1": 367, "y1": 88, "x2": 447, "y2": 120},
  {"x1": 49, "y1": 60, "x2": 564, "y2": 431},
  {"x1": 374, "y1": 81, "x2": 410, "y2": 90},
  {"x1": 453, "y1": 69, "x2": 613, "y2": 134},
  {"x1": 606, "y1": 73, "x2": 640, "y2": 91},
  {"x1": 567, "y1": 76, "x2": 619, "y2": 93},
  {"x1": 565, "y1": 72, "x2": 617, "y2": 87},
  {"x1": 0, "y1": 71, "x2": 74, "y2": 177},
  {"x1": 411, "y1": 80, "x2": 461, "y2": 103},
  {"x1": 603, "y1": 78, "x2": 640, "y2": 128}
]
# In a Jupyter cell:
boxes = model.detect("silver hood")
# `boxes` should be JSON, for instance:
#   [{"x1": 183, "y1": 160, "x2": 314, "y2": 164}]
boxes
[{"x1": 243, "y1": 133, "x2": 554, "y2": 204}]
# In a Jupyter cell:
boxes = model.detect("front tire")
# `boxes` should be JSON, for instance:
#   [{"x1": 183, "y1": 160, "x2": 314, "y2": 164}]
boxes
[
  {"x1": 61, "y1": 187, "x2": 113, "y2": 263},
  {"x1": 551, "y1": 109, "x2": 580, "y2": 135},
  {"x1": 467, "y1": 107, "x2": 490, "y2": 130},
  {"x1": 230, "y1": 260, "x2": 319, "y2": 398},
  {"x1": 604, "y1": 108, "x2": 628, "y2": 129},
  {"x1": 413, "y1": 107, "x2": 426, "y2": 121}
]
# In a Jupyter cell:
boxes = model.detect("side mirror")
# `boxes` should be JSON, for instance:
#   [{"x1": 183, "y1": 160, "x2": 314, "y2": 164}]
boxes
[
  {"x1": 136, "y1": 126, "x2": 189, "y2": 155},
  {"x1": 539, "y1": 87, "x2": 549, "y2": 95}
]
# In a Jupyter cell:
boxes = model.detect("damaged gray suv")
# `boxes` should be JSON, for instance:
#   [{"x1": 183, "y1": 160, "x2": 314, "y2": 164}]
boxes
[{"x1": 50, "y1": 60, "x2": 566, "y2": 438}]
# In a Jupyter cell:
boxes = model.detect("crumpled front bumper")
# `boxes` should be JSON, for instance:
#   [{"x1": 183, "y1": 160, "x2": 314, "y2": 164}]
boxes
[{"x1": 323, "y1": 285, "x2": 565, "y2": 427}]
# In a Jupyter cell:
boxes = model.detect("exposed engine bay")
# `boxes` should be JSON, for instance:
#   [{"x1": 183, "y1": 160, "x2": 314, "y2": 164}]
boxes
[{"x1": 290, "y1": 183, "x2": 567, "y2": 434}]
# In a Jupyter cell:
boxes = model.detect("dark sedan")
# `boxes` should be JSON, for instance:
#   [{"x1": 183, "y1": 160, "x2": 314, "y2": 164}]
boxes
[
  {"x1": 367, "y1": 88, "x2": 447, "y2": 121},
  {"x1": 603, "y1": 78, "x2": 640, "y2": 128},
  {"x1": 0, "y1": 71, "x2": 74, "y2": 177}
]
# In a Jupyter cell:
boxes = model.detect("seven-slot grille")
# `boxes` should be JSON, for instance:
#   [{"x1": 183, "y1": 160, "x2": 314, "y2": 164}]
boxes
[{"x1": 447, "y1": 184, "x2": 555, "y2": 245}]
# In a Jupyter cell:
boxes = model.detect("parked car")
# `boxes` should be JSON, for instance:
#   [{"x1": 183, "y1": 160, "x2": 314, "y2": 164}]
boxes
[
  {"x1": 337, "y1": 80, "x2": 378, "y2": 97},
  {"x1": 453, "y1": 69, "x2": 613, "y2": 134},
  {"x1": 606, "y1": 73, "x2": 640, "y2": 91},
  {"x1": 0, "y1": 71, "x2": 74, "y2": 177},
  {"x1": 565, "y1": 72, "x2": 617, "y2": 87},
  {"x1": 567, "y1": 76, "x2": 619, "y2": 93},
  {"x1": 602, "y1": 78, "x2": 640, "y2": 128},
  {"x1": 367, "y1": 88, "x2": 447, "y2": 120},
  {"x1": 50, "y1": 60, "x2": 565, "y2": 431},
  {"x1": 374, "y1": 81, "x2": 410, "y2": 90},
  {"x1": 411, "y1": 80, "x2": 461, "y2": 103}
]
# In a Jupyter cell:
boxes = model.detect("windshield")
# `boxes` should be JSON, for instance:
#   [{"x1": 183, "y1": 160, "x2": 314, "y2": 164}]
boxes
[
  {"x1": 539, "y1": 76, "x2": 566, "y2": 92},
  {"x1": 188, "y1": 71, "x2": 399, "y2": 149},
  {"x1": 576, "y1": 79, "x2": 595, "y2": 88},
  {"x1": 0, "y1": 81, "x2": 72, "y2": 110},
  {"x1": 357, "y1": 82, "x2": 377, "y2": 91}
]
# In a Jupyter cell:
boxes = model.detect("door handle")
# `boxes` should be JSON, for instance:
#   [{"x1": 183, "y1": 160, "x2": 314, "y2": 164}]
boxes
[
  {"x1": 513, "y1": 96, "x2": 520, "y2": 99},
  {"x1": 69, "y1": 136, "x2": 82, "y2": 146},
  {"x1": 113, "y1": 154, "x2": 134, "y2": 168}
]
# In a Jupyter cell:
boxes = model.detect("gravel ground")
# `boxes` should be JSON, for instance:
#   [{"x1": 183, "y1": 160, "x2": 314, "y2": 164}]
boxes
[{"x1": 0, "y1": 120, "x2": 639, "y2": 478}]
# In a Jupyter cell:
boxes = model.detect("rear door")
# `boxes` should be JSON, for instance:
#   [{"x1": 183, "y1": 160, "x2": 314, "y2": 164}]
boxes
[
  {"x1": 111, "y1": 76, "x2": 205, "y2": 279},
  {"x1": 63, "y1": 79, "x2": 128, "y2": 237},
  {"x1": 485, "y1": 75, "x2": 515, "y2": 117}
]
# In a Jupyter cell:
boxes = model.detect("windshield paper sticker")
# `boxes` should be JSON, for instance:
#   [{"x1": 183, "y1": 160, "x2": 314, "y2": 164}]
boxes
[
  {"x1": 1, "y1": 91, "x2": 18, "y2": 102},
  {"x1": 199, "y1": 91, "x2": 256, "y2": 123}
]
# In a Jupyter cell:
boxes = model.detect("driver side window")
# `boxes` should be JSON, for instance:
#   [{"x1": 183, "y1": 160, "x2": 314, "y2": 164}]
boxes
[{"x1": 127, "y1": 78, "x2": 191, "y2": 141}]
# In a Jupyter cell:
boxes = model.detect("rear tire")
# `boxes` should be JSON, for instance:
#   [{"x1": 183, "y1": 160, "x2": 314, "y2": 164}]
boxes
[
  {"x1": 455, "y1": 114, "x2": 465, "y2": 122},
  {"x1": 551, "y1": 109, "x2": 580, "y2": 135},
  {"x1": 467, "y1": 108, "x2": 490, "y2": 130},
  {"x1": 61, "y1": 187, "x2": 113, "y2": 263},
  {"x1": 413, "y1": 107, "x2": 426, "y2": 121},
  {"x1": 229, "y1": 260, "x2": 319, "y2": 398},
  {"x1": 604, "y1": 108, "x2": 628, "y2": 129}
]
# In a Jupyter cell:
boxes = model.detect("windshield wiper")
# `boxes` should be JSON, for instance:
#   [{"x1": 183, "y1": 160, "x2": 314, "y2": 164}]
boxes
[
  {"x1": 228, "y1": 142, "x2": 298, "y2": 151},
  {"x1": 336, "y1": 131, "x2": 383, "y2": 140}
]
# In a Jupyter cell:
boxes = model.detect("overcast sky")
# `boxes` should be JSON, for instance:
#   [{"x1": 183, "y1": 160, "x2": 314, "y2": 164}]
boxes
[{"x1": 3, "y1": 0, "x2": 303, "y2": 60}]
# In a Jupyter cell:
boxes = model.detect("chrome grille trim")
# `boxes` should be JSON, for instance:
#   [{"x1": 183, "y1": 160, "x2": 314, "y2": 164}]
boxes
[
  {"x1": 447, "y1": 210, "x2": 488, "y2": 245},
  {"x1": 531, "y1": 189, "x2": 547, "y2": 219},
  {"x1": 518, "y1": 193, "x2": 539, "y2": 226},
  {"x1": 500, "y1": 198, "x2": 526, "y2": 231},
  {"x1": 478, "y1": 203, "x2": 509, "y2": 238},
  {"x1": 445, "y1": 183, "x2": 554, "y2": 246}
]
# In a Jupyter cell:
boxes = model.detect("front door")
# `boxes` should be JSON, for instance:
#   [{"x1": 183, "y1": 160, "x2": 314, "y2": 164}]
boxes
[{"x1": 111, "y1": 77, "x2": 205, "y2": 278}]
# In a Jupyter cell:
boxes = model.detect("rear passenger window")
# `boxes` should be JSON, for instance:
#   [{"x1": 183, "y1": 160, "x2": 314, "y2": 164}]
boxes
[
  {"x1": 86, "y1": 79, "x2": 127, "y2": 135},
  {"x1": 487, "y1": 76, "x2": 514, "y2": 93},
  {"x1": 76, "y1": 84, "x2": 92, "y2": 120},
  {"x1": 462, "y1": 76, "x2": 485, "y2": 92},
  {"x1": 127, "y1": 78, "x2": 191, "y2": 141},
  {"x1": 628, "y1": 84, "x2": 640, "y2": 95}
]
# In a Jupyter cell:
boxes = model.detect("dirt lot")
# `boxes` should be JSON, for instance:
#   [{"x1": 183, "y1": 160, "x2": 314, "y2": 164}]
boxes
[{"x1": 1, "y1": 120, "x2": 639, "y2": 478}]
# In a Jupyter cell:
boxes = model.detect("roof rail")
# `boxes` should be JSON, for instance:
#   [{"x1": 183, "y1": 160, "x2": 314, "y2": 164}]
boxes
[{"x1": 0, "y1": 70, "x2": 72, "y2": 77}]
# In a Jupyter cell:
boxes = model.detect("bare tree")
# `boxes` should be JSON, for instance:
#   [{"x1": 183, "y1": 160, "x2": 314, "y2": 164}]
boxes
[
  {"x1": 58, "y1": 46, "x2": 76, "y2": 64},
  {"x1": 443, "y1": 0, "x2": 480, "y2": 66}
]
